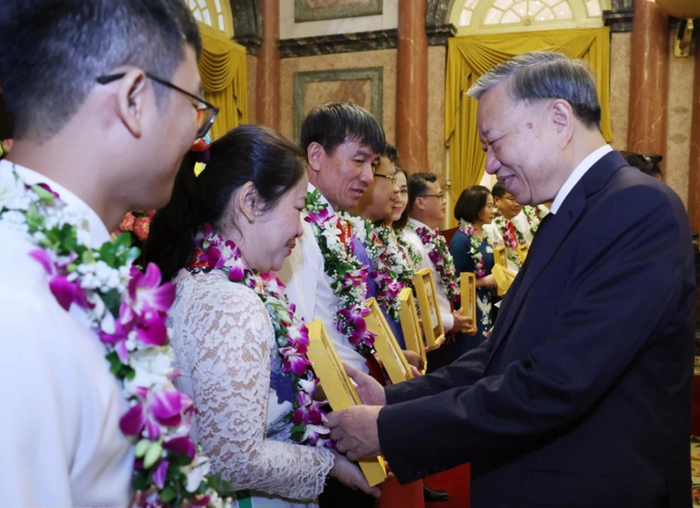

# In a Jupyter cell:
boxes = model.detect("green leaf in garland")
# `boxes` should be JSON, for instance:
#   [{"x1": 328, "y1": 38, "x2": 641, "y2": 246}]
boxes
[
  {"x1": 30, "y1": 184, "x2": 56, "y2": 203},
  {"x1": 101, "y1": 288, "x2": 122, "y2": 317},
  {"x1": 106, "y1": 351, "x2": 123, "y2": 374},
  {"x1": 160, "y1": 485, "x2": 178, "y2": 503}
]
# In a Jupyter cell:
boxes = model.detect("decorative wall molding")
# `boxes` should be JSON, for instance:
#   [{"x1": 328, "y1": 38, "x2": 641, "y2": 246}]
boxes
[
  {"x1": 230, "y1": 0, "x2": 263, "y2": 55},
  {"x1": 293, "y1": 67, "x2": 384, "y2": 141},
  {"x1": 426, "y1": 0, "x2": 456, "y2": 45},
  {"x1": 279, "y1": 30, "x2": 398, "y2": 58},
  {"x1": 294, "y1": 0, "x2": 383, "y2": 23},
  {"x1": 603, "y1": 0, "x2": 634, "y2": 33}
]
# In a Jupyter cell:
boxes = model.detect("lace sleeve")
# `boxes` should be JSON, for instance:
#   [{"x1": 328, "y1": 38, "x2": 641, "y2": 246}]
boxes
[{"x1": 178, "y1": 275, "x2": 334, "y2": 501}]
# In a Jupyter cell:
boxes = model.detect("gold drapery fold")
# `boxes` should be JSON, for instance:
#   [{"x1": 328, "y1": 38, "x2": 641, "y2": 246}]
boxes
[
  {"x1": 197, "y1": 23, "x2": 248, "y2": 141},
  {"x1": 445, "y1": 27, "x2": 612, "y2": 215}
]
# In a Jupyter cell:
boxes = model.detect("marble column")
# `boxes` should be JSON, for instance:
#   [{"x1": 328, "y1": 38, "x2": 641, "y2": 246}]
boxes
[
  {"x1": 626, "y1": 0, "x2": 669, "y2": 173},
  {"x1": 396, "y1": 0, "x2": 429, "y2": 173},
  {"x1": 256, "y1": 0, "x2": 280, "y2": 131},
  {"x1": 688, "y1": 43, "x2": 700, "y2": 234}
]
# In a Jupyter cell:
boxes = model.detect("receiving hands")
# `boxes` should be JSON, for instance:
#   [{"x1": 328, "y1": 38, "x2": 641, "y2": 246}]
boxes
[
  {"x1": 329, "y1": 450, "x2": 381, "y2": 498},
  {"x1": 402, "y1": 349, "x2": 425, "y2": 372},
  {"x1": 479, "y1": 274, "x2": 498, "y2": 287},
  {"x1": 452, "y1": 309, "x2": 474, "y2": 334},
  {"x1": 344, "y1": 363, "x2": 386, "y2": 406}
]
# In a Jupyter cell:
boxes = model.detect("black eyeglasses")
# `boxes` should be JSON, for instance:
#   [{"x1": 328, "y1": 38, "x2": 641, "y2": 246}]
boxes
[
  {"x1": 96, "y1": 72, "x2": 219, "y2": 138},
  {"x1": 374, "y1": 173, "x2": 397, "y2": 183},
  {"x1": 420, "y1": 194, "x2": 446, "y2": 200}
]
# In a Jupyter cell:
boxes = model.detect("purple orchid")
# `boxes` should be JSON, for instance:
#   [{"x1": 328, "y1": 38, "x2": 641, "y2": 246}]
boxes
[
  {"x1": 29, "y1": 249, "x2": 89, "y2": 311},
  {"x1": 279, "y1": 347, "x2": 313, "y2": 376},
  {"x1": 163, "y1": 435, "x2": 196, "y2": 458},
  {"x1": 152, "y1": 460, "x2": 168, "y2": 490},
  {"x1": 305, "y1": 207, "x2": 334, "y2": 229},
  {"x1": 119, "y1": 388, "x2": 193, "y2": 440},
  {"x1": 128, "y1": 263, "x2": 175, "y2": 314}
]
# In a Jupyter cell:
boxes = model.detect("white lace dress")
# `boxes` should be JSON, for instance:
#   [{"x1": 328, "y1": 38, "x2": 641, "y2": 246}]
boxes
[{"x1": 168, "y1": 270, "x2": 335, "y2": 508}]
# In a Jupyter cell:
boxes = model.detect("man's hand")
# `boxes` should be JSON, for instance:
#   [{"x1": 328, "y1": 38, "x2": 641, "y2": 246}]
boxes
[
  {"x1": 426, "y1": 334, "x2": 446, "y2": 352},
  {"x1": 328, "y1": 405, "x2": 383, "y2": 461},
  {"x1": 344, "y1": 363, "x2": 386, "y2": 406},
  {"x1": 329, "y1": 450, "x2": 381, "y2": 498},
  {"x1": 402, "y1": 349, "x2": 425, "y2": 372},
  {"x1": 452, "y1": 309, "x2": 473, "y2": 333}
]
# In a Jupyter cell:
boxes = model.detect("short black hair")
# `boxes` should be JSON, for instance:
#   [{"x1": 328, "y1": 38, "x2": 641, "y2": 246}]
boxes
[
  {"x1": 492, "y1": 181, "x2": 506, "y2": 199},
  {"x1": 0, "y1": 0, "x2": 201, "y2": 140},
  {"x1": 384, "y1": 144, "x2": 399, "y2": 163},
  {"x1": 407, "y1": 172, "x2": 438, "y2": 213},
  {"x1": 454, "y1": 185, "x2": 491, "y2": 223},
  {"x1": 300, "y1": 102, "x2": 386, "y2": 157},
  {"x1": 620, "y1": 151, "x2": 663, "y2": 178}
]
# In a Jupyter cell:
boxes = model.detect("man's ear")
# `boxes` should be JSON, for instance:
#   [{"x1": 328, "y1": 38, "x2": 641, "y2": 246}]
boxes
[
  {"x1": 115, "y1": 68, "x2": 148, "y2": 139},
  {"x1": 550, "y1": 99, "x2": 575, "y2": 148},
  {"x1": 237, "y1": 181, "x2": 260, "y2": 224},
  {"x1": 306, "y1": 142, "x2": 326, "y2": 174}
]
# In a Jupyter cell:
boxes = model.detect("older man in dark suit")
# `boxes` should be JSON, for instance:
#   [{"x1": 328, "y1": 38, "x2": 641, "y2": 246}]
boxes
[{"x1": 327, "y1": 52, "x2": 695, "y2": 507}]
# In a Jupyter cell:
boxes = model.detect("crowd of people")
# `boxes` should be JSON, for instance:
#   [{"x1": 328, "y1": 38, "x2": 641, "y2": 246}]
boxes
[{"x1": 0, "y1": 1, "x2": 694, "y2": 508}]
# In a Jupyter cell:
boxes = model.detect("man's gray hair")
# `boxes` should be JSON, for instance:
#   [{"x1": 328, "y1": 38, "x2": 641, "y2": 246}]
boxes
[{"x1": 467, "y1": 52, "x2": 602, "y2": 129}]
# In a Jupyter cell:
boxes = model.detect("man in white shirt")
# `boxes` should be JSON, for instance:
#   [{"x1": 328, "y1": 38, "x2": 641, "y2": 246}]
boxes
[
  {"x1": 279, "y1": 103, "x2": 385, "y2": 376},
  {"x1": 401, "y1": 173, "x2": 472, "y2": 336},
  {"x1": 0, "y1": 2, "x2": 204, "y2": 506}
]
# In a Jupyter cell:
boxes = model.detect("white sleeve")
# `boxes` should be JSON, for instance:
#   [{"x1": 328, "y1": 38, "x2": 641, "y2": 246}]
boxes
[
  {"x1": 278, "y1": 220, "x2": 321, "y2": 323},
  {"x1": 0, "y1": 302, "x2": 74, "y2": 508},
  {"x1": 179, "y1": 281, "x2": 334, "y2": 500}
]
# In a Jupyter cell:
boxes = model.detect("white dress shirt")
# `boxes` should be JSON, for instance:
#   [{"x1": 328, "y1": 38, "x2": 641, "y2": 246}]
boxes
[
  {"x1": 278, "y1": 184, "x2": 369, "y2": 374},
  {"x1": 402, "y1": 218, "x2": 455, "y2": 332},
  {"x1": 0, "y1": 161, "x2": 133, "y2": 508},
  {"x1": 550, "y1": 145, "x2": 613, "y2": 214}
]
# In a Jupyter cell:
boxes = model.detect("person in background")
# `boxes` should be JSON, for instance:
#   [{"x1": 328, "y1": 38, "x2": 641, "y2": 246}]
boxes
[
  {"x1": 450, "y1": 185, "x2": 497, "y2": 350},
  {"x1": 402, "y1": 173, "x2": 472, "y2": 372},
  {"x1": 485, "y1": 181, "x2": 525, "y2": 271}
]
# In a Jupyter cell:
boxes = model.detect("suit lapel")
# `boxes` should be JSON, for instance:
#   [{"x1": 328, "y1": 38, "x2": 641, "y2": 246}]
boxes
[{"x1": 486, "y1": 151, "x2": 628, "y2": 365}]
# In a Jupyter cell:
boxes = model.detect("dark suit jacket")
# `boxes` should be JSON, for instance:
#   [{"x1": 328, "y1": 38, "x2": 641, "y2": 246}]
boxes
[{"x1": 378, "y1": 151, "x2": 696, "y2": 507}]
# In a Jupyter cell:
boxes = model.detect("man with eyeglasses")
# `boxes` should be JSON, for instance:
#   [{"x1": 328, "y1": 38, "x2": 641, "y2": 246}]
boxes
[
  {"x1": 0, "y1": 1, "x2": 206, "y2": 506},
  {"x1": 401, "y1": 173, "x2": 473, "y2": 358}
]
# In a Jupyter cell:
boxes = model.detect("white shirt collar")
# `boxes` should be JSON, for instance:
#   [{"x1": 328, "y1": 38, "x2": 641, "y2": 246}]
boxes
[
  {"x1": 550, "y1": 145, "x2": 613, "y2": 214},
  {"x1": 408, "y1": 217, "x2": 430, "y2": 231},
  {"x1": 1, "y1": 160, "x2": 111, "y2": 247},
  {"x1": 307, "y1": 182, "x2": 335, "y2": 214}
]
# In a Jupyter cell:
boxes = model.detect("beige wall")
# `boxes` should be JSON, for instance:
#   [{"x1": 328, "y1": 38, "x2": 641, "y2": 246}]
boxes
[
  {"x1": 427, "y1": 45, "x2": 447, "y2": 181},
  {"x1": 279, "y1": 49, "x2": 398, "y2": 145}
]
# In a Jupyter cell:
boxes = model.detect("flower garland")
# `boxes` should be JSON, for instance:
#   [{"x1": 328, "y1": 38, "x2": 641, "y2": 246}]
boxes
[
  {"x1": 412, "y1": 223, "x2": 459, "y2": 303},
  {"x1": 304, "y1": 189, "x2": 376, "y2": 356},
  {"x1": 119, "y1": 209, "x2": 156, "y2": 241},
  {"x1": 0, "y1": 138, "x2": 12, "y2": 161},
  {"x1": 492, "y1": 213, "x2": 523, "y2": 268},
  {"x1": 365, "y1": 224, "x2": 412, "y2": 320},
  {"x1": 396, "y1": 231, "x2": 421, "y2": 268},
  {"x1": 185, "y1": 224, "x2": 331, "y2": 448},
  {"x1": 458, "y1": 219, "x2": 494, "y2": 279},
  {"x1": 0, "y1": 165, "x2": 233, "y2": 508},
  {"x1": 522, "y1": 205, "x2": 546, "y2": 238}
]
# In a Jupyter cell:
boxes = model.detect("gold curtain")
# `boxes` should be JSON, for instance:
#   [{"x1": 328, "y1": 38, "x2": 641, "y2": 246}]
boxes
[
  {"x1": 197, "y1": 22, "x2": 248, "y2": 141},
  {"x1": 445, "y1": 27, "x2": 612, "y2": 211}
]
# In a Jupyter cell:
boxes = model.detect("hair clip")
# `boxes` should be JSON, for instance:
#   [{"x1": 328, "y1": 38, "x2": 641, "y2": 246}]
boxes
[{"x1": 192, "y1": 134, "x2": 211, "y2": 177}]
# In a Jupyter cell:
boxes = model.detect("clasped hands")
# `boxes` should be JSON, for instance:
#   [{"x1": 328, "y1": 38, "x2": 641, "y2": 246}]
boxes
[{"x1": 327, "y1": 364, "x2": 386, "y2": 463}]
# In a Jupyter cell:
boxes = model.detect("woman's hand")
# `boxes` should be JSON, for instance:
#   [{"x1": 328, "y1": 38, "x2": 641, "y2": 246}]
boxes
[
  {"x1": 344, "y1": 363, "x2": 386, "y2": 406},
  {"x1": 329, "y1": 450, "x2": 381, "y2": 498},
  {"x1": 402, "y1": 349, "x2": 425, "y2": 372}
]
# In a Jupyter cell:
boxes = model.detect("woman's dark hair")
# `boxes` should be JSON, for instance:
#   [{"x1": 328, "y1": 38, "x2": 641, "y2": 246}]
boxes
[
  {"x1": 392, "y1": 165, "x2": 410, "y2": 230},
  {"x1": 620, "y1": 151, "x2": 663, "y2": 178},
  {"x1": 145, "y1": 125, "x2": 306, "y2": 281},
  {"x1": 454, "y1": 185, "x2": 491, "y2": 223}
]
